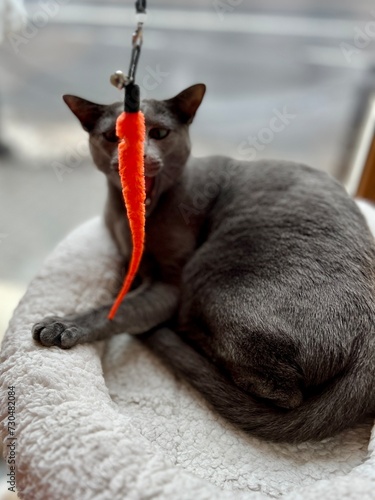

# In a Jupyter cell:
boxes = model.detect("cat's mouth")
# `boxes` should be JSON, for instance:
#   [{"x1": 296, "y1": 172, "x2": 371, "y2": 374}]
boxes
[
  {"x1": 145, "y1": 175, "x2": 157, "y2": 209},
  {"x1": 111, "y1": 158, "x2": 159, "y2": 214}
]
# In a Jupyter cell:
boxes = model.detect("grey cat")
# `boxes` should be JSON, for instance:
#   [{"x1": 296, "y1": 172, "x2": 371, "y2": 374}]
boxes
[{"x1": 32, "y1": 84, "x2": 375, "y2": 442}]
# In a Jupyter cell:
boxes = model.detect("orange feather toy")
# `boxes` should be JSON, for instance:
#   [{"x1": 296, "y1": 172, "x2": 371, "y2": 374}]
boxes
[{"x1": 108, "y1": 110, "x2": 146, "y2": 320}]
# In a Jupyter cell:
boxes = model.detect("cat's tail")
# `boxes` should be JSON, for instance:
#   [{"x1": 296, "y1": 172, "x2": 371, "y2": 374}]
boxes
[{"x1": 141, "y1": 328, "x2": 374, "y2": 442}]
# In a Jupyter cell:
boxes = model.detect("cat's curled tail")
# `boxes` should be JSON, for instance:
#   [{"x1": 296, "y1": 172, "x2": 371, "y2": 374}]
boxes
[{"x1": 141, "y1": 328, "x2": 375, "y2": 442}]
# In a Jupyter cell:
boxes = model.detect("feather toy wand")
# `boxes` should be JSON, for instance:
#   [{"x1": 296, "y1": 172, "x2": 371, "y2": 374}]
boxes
[{"x1": 108, "y1": 1, "x2": 147, "y2": 320}]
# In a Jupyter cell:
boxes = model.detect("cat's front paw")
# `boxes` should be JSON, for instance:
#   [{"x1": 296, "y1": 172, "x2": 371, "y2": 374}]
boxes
[{"x1": 32, "y1": 316, "x2": 84, "y2": 349}]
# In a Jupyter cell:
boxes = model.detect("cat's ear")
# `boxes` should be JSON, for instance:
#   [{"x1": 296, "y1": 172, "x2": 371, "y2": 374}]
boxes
[
  {"x1": 165, "y1": 84, "x2": 206, "y2": 124},
  {"x1": 62, "y1": 95, "x2": 106, "y2": 132}
]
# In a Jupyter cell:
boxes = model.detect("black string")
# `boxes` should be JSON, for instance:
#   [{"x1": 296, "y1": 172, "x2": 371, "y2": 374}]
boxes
[
  {"x1": 125, "y1": 1, "x2": 146, "y2": 112},
  {"x1": 135, "y1": 0, "x2": 146, "y2": 14},
  {"x1": 127, "y1": 42, "x2": 141, "y2": 82}
]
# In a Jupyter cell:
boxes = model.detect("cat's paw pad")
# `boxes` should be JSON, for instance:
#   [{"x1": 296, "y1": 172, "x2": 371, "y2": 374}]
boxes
[{"x1": 32, "y1": 317, "x2": 83, "y2": 349}]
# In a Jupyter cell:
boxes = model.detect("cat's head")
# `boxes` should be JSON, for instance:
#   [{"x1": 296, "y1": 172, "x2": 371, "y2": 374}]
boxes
[{"x1": 63, "y1": 84, "x2": 206, "y2": 213}]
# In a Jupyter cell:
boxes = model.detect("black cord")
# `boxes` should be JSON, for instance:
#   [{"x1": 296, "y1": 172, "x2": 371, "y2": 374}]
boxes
[
  {"x1": 135, "y1": 0, "x2": 146, "y2": 14},
  {"x1": 124, "y1": 0, "x2": 146, "y2": 112}
]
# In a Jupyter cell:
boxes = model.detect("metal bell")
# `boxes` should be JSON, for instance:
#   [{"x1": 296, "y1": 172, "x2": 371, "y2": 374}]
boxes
[{"x1": 110, "y1": 71, "x2": 128, "y2": 90}]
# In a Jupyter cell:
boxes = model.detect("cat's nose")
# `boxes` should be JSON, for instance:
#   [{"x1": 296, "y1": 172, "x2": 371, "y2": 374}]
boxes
[{"x1": 144, "y1": 157, "x2": 162, "y2": 177}]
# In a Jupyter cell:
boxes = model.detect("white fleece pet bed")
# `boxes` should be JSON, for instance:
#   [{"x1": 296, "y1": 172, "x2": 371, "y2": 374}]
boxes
[{"x1": 1, "y1": 201, "x2": 375, "y2": 500}]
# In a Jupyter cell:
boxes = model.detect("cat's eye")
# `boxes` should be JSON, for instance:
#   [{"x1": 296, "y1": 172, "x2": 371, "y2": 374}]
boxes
[
  {"x1": 149, "y1": 128, "x2": 170, "y2": 140},
  {"x1": 103, "y1": 129, "x2": 118, "y2": 143}
]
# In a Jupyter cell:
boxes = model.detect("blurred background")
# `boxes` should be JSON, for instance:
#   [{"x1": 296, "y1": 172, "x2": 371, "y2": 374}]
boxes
[
  {"x1": 1, "y1": 0, "x2": 375, "y2": 494},
  {"x1": 1, "y1": 0, "x2": 375, "y2": 346}
]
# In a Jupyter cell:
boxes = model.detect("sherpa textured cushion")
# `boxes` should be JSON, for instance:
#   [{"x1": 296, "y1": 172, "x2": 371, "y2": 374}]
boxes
[{"x1": 1, "y1": 200, "x2": 375, "y2": 500}]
